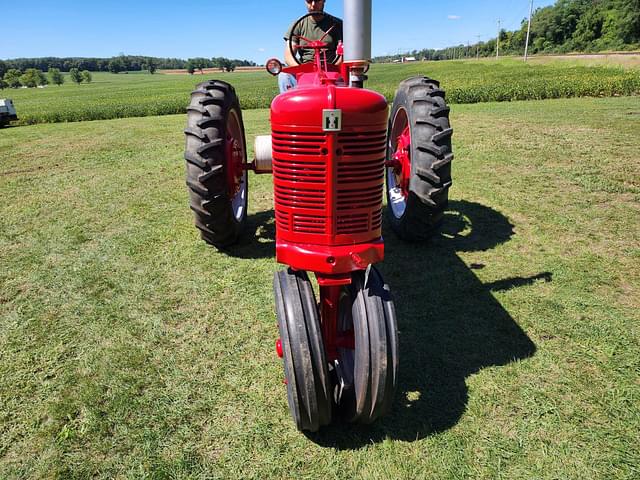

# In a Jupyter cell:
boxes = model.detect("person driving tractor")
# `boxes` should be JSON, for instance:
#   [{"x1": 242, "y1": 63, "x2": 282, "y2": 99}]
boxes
[{"x1": 278, "y1": 0, "x2": 343, "y2": 92}]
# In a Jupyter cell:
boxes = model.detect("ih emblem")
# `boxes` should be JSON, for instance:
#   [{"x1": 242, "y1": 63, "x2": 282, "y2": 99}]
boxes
[{"x1": 323, "y1": 109, "x2": 342, "y2": 131}]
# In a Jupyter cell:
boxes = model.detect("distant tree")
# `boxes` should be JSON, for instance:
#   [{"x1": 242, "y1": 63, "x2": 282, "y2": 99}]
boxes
[
  {"x1": 187, "y1": 57, "x2": 210, "y2": 74},
  {"x1": 69, "y1": 68, "x2": 83, "y2": 84},
  {"x1": 211, "y1": 56, "x2": 256, "y2": 71},
  {"x1": 81, "y1": 70, "x2": 92, "y2": 83},
  {"x1": 186, "y1": 61, "x2": 195, "y2": 74},
  {"x1": 48, "y1": 67, "x2": 64, "y2": 86},
  {"x1": 219, "y1": 59, "x2": 236, "y2": 72},
  {"x1": 142, "y1": 59, "x2": 157, "y2": 74},
  {"x1": 19, "y1": 68, "x2": 48, "y2": 88},
  {"x1": 117, "y1": 55, "x2": 131, "y2": 72},
  {"x1": 0, "y1": 60, "x2": 6, "y2": 78},
  {"x1": 619, "y1": 0, "x2": 640, "y2": 44},
  {"x1": 0, "y1": 78, "x2": 7, "y2": 89},
  {"x1": 108, "y1": 58, "x2": 125, "y2": 73},
  {"x1": 211, "y1": 57, "x2": 222, "y2": 69},
  {"x1": 4, "y1": 69, "x2": 22, "y2": 88},
  {"x1": 40, "y1": 69, "x2": 50, "y2": 86}
]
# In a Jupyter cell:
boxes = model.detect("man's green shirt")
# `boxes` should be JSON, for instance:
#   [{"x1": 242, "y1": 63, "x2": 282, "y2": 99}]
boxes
[{"x1": 284, "y1": 14, "x2": 343, "y2": 64}]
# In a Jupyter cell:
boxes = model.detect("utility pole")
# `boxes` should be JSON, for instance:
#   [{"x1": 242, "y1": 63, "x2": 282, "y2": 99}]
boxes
[
  {"x1": 524, "y1": 0, "x2": 534, "y2": 61},
  {"x1": 496, "y1": 19, "x2": 501, "y2": 58}
]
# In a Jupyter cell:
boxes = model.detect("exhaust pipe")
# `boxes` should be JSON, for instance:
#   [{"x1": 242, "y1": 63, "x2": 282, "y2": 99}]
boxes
[
  {"x1": 343, "y1": 0, "x2": 372, "y2": 87},
  {"x1": 343, "y1": 0, "x2": 372, "y2": 64}
]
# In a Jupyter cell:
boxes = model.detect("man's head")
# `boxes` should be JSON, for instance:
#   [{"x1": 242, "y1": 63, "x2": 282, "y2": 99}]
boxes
[{"x1": 305, "y1": 0, "x2": 325, "y2": 19}]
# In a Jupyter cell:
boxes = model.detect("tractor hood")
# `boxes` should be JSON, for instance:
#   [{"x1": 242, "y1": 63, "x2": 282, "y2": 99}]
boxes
[{"x1": 271, "y1": 83, "x2": 387, "y2": 130}]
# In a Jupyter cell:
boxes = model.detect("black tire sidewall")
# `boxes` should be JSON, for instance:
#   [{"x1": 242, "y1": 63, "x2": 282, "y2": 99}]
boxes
[
  {"x1": 386, "y1": 76, "x2": 453, "y2": 240},
  {"x1": 184, "y1": 80, "x2": 248, "y2": 247}
]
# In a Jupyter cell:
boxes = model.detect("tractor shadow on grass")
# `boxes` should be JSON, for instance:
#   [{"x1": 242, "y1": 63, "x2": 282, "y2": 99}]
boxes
[
  {"x1": 222, "y1": 209, "x2": 276, "y2": 259},
  {"x1": 308, "y1": 200, "x2": 548, "y2": 449}
]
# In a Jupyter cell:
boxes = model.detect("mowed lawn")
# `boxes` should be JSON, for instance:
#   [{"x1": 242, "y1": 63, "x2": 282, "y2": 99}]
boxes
[{"x1": 0, "y1": 96, "x2": 639, "y2": 479}]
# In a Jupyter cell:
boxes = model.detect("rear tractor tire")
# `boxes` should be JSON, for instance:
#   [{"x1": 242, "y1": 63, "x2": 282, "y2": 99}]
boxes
[
  {"x1": 184, "y1": 80, "x2": 248, "y2": 248},
  {"x1": 386, "y1": 76, "x2": 453, "y2": 241}
]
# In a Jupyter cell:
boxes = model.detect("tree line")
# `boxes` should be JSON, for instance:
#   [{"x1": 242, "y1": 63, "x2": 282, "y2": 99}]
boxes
[
  {"x1": 373, "y1": 0, "x2": 640, "y2": 62},
  {"x1": 0, "y1": 55, "x2": 258, "y2": 76},
  {"x1": 185, "y1": 57, "x2": 257, "y2": 73},
  {"x1": 1, "y1": 67, "x2": 92, "y2": 89}
]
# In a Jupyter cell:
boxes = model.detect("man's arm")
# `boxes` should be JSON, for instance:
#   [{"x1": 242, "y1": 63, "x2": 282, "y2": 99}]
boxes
[
  {"x1": 284, "y1": 41, "x2": 298, "y2": 66},
  {"x1": 283, "y1": 19, "x2": 299, "y2": 66}
]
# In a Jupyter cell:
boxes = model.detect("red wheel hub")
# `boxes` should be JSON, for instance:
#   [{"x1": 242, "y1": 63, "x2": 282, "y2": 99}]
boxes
[
  {"x1": 225, "y1": 112, "x2": 245, "y2": 198},
  {"x1": 387, "y1": 109, "x2": 411, "y2": 199}
]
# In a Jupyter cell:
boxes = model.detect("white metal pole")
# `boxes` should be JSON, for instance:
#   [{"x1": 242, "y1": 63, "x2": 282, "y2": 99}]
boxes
[
  {"x1": 496, "y1": 20, "x2": 501, "y2": 58},
  {"x1": 524, "y1": 0, "x2": 533, "y2": 61}
]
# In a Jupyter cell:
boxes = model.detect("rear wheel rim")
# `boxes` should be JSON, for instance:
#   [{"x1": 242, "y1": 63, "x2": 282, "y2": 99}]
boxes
[
  {"x1": 387, "y1": 107, "x2": 410, "y2": 219},
  {"x1": 225, "y1": 109, "x2": 247, "y2": 222}
]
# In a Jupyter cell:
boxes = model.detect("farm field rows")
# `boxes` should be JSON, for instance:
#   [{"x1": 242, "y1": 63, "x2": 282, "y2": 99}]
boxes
[
  {"x1": 526, "y1": 52, "x2": 640, "y2": 69},
  {"x1": 1, "y1": 96, "x2": 639, "y2": 478},
  {"x1": 3, "y1": 58, "x2": 639, "y2": 125}
]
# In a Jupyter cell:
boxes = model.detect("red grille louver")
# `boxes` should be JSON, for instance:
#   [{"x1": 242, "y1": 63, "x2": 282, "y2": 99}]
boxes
[
  {"x1": 272, "y1": 130, "x2": 328, "y2": 235},
  {"x1": 336, "y1": 130, "x2": 386, "y2": 234},
  {"x1": 272, "y1": 128, "x2": 386, "y2": 242}
]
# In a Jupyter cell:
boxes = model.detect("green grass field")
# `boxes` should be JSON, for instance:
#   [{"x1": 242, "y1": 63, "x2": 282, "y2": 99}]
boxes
[
  {"x1": 4, "y1": 58, "x2": 640, "y2": 125},
  {"x1": 1, "y1": 96, "x2": 638, "y2": 478}
]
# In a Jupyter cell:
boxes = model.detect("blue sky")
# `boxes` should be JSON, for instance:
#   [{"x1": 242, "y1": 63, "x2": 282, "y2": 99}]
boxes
[{"x1": 2, "y1": 0, "x2": 555, "y2": 62}]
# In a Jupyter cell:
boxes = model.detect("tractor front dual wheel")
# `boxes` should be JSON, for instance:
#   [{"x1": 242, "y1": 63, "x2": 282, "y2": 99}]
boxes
[
  {"x1": 386, "y1": 76, "x2": 453, "y2": 240},
  {"x1": 274, "y1": 269, "x2": 332, "y2": 432},
  {"x1": 333, "y1": 266, "x2": 399, "y2": 424},
  {"x1": 184, "y1": 80, "x2": 248, "y2": 248},
  {"x1": 274, "y1": 266, "x2": 398, "y2": 431}
]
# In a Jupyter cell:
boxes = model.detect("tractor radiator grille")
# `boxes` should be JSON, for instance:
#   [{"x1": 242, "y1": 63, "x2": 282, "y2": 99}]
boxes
[
  {"x1": 335, "y1": 130, "x2": 386, "y2": 234},
  {"x1": 272, "y1": 131, "x2": 328, "y2": 234},
  {"x1": 272, "y1": 129, "x2": 386, "y2": 239}
]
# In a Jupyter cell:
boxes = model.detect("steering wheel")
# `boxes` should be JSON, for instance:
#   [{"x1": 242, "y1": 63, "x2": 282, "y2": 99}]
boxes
[{"x1": 287, "y1": 11, "x2": 342, "y2": 65}]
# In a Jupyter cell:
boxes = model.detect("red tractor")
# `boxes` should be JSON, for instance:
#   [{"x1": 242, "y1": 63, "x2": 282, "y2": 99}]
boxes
[{"x1": 184, "y1": 0, "x2": 453, "y2": 431}]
